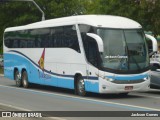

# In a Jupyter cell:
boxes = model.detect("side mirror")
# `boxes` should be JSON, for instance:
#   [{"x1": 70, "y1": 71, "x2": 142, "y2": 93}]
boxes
[
  {"x1": 149, "y1": 51, "x2": 157, "y2": 57},
  {"x1": 86, "y1": 33, "x2": 104, "y2": 53},
  {"x1": 145, "y1": 34, "x2": 157, "y2": 52},
  {"x1": 156, "y1": 69, "x2": 160, "y2": 72}
]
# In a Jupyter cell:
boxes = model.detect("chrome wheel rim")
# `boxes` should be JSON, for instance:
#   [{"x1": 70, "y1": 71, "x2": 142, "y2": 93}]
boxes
[
  {"x1": 22, "y1": 74, "x2": 27, "y2": 87},
  {"x1": 15, "y1": 73, "x2": 20, "y2": 85},
  {"x1": 23, "y1": 78, "x2": 27, "y2": 86},
  {"x1": 78, "y1": 79, "x2": 85, "y2": 93}
]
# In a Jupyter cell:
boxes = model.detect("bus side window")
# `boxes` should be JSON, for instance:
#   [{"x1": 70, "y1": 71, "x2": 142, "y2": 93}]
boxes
[
  {"x1": 48, "y1": 35, "x2": 53, "y2": 47},
  {"x1": 63, "y1": 25, "x2": 80, "y2": 52},
  {"x1": 70, "y1": 33, "x2": 80, "y2": 52},
  {"x1": 82, "y1": 34, "x2": 98, "y2": 67},
  {"x1": 28, "y1": 40, "x2": 35, "y2": 48},
  {"x1": 54, "y1": 27, "x2": 63, "y2": 47},
  {"x1": 12, "y1": 39, "x2": 19, "y2": 48},
  {"x1": 87, "y1": 38, "x2": 98, "y2": 67},
  {"x1": 35, "y1": 37, "x2": 40, "y2": 48},
  {"x1": 19, "y1": 39, "x2": 27, "y2": 48},
  {"x1": 80, "y1": 24, "x2": 99, "y2": 66},
  {"x1": 4, "y1": 39, "x2": 11, "y2": 48}
]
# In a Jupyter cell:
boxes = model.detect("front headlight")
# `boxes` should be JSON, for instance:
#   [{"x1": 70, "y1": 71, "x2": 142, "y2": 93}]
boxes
[
  {"x1": 143, "y1": 75, "x2": 150, "y2": 80},
  {"x1": 96, "y1": 73, "x2": 115, "y2": 82},
  {"x1": 105, "y1": 77, "x2": 114, "y2": 82}
]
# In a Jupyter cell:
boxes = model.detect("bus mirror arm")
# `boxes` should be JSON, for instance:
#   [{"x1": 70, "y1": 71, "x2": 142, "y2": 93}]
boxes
[
  {"x1": 86, "y1": 33, "x2": 104, "y2": 53},
  {"x1": 149, "y1": 51, "x2": 157, "y2": 57},
  {"x1": 145, "y1": 34, "x2": 157, "y2": 52}
]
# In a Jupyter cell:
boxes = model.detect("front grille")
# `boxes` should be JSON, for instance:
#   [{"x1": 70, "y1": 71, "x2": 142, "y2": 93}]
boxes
[{"x1": 111, "y1": 79, "x2": 145, "y2": 84}]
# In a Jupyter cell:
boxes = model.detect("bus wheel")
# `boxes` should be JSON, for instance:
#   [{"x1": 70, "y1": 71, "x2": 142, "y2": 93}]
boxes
[
  {"x1": 14, "y1": 70, "x2": 22, "y2": 87},
  {"x1": 22, "y1": 71, "x2": 29, "y2": 88},
  {"x1": 76, "y1": 76, "x2": 86, "y2": 96}
]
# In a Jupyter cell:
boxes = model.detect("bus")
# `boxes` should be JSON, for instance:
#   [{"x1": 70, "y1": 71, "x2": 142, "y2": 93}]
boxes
[{"x1": 3, "y1": 15, "x2": 150, "y2": 96}]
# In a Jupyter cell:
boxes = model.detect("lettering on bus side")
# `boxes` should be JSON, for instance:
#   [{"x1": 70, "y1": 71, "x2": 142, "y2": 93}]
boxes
[{"x1": 38, "y1": 70, "x2": 51, "y2": 79}]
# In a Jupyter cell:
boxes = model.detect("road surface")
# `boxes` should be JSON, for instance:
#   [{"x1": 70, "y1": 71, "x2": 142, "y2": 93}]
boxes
[{"x1": 0, "y1": 76, "x2": 160, "y2": 120}]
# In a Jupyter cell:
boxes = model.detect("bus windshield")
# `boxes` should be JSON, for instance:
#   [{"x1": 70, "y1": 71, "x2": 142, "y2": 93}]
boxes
[{"x1": 97, "y1": 29, "x2": 149, "y2": 71}]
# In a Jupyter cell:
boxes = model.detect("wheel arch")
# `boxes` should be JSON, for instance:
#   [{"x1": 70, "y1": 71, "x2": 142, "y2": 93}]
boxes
[
  {"x1": 74, "y1": 73, "x2": 82, "y2": 89},
  {"x1": 74, "y1": 71, "x2": 87, "y2": 96},
  {"x1": 21, "y1": 68, "x2": 27, "y2": 75}
]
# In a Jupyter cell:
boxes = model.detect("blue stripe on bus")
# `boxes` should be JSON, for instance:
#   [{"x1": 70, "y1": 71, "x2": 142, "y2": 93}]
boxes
[
  {"x1": 85, "y1": 81, "x2": 99, "y2": 93},
  {"x1": 106, "y1": 74, "x2": 147, "y2": 80},
  {"x1": 8, "y1": 50, "x2": 98, "y2": 80},
  {"x1": 83, "y1": 76, "x2": 99, "y2": 80}
]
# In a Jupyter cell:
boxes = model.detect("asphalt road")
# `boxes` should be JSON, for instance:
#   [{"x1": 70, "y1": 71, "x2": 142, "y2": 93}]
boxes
[{"x1": 0, "y1": 76, "x2": 160, "y2": 120}]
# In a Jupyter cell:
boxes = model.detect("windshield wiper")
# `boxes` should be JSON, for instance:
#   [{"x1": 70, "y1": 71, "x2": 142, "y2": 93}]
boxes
[{"x1": 130, "y1": 56, "x2": 141, "y2": 71}]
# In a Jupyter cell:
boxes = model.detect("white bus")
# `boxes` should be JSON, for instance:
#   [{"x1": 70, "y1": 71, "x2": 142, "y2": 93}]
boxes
[{"x1": 3, "y1": 15, "x2": 150, "y2": 96}]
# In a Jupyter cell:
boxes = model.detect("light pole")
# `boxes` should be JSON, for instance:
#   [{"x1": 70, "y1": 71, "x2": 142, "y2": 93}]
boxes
[{"x1": 10, "y1": 0, "x2": 45, "y2": 21}]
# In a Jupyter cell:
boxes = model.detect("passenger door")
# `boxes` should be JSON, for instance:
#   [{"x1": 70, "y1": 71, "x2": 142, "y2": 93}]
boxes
[{"x1": 84, "y1": 36, "x2": 99, "y2": 92}]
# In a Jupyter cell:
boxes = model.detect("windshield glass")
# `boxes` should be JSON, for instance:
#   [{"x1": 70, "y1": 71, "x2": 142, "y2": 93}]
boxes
[{"x1": 97, "y1": 29, "x2": 149, "y2": 71}]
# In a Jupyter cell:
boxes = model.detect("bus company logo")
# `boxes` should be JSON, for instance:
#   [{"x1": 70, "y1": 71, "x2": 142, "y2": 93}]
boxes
[
  {"x1": 38, "y1": 48, "x2": 45, "y2": 70},
  {"x1": 105, "y1": 55, "x2": 128, "y2": 59}
]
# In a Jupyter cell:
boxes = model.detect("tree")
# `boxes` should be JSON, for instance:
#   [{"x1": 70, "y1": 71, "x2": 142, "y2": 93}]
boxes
[
  {"x1": 0, "y1": 0, "x2": 86, "y2": 54},
  {"x1": 0, "y1": 0, "x2": 41, "y2": 53},
  {"x1": 140, "y1": 0, "x2": 160, "y2": 36},
  {"x1": 84, "y1": 0, "x2": 160, "y2": 37}
]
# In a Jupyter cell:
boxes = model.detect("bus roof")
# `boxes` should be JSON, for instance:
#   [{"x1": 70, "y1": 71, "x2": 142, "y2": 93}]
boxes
[{"x1": 5, "y1": 15, "x2": 142, "y2": 32}]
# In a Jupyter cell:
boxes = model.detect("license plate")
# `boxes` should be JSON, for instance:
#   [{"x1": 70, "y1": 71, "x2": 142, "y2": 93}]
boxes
[{"x1": 125, "y1": 86, "x2": 133, "y2": 90}]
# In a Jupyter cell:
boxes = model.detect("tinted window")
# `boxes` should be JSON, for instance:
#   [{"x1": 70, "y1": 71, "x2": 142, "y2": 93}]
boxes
[
  {"x1": 4, "y1": 25, "x2": 80, "y2": 52},
  {"x1": 81, "y1": 34, "x2": 99, "y2": 67},
  {"x1": 54, "y1": 27, "x2": 63, "y2": 47},
  {"x1": 63, "y1": 26, "x2": 80, "y2": 52},
  {"x1": 79, "y1": 24, "x2": 98, "y2": 66},
  {"x1": 19, "y1": 39, "x2": 27, "y2": 48}
]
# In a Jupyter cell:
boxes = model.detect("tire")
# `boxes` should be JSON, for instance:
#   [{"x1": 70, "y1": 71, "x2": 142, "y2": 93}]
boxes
[
  {"x1": 14, "y1": 70, "x2": 22, "y2": 87},
  {"x1": 76, "y1": 76, "x2": 86, "y2": 96},
  {"x1": 22, "y1": 71, "x2": 29, "y2": 88}
]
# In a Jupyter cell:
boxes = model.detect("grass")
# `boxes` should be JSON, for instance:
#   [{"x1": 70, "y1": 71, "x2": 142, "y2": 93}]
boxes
[{"x1": 0, "y1": 67, "x2": 3, "y2": 74}]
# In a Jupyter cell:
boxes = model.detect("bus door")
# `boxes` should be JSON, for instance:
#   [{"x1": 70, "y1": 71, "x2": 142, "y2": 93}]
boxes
[{"x1": 85, "y1": 36, "x2": 99, "y2": 92}]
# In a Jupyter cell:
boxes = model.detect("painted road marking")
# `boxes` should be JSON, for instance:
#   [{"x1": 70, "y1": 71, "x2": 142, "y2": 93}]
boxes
[
  {"x1": 0, "y1": 85, "x2": 160, "y2": 111},
  {"x1": 0, "y1": 102, "x2": 30, "y2": 111}
]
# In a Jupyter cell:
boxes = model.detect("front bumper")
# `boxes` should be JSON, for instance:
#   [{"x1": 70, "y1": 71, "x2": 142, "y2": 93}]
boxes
[{"x1": 99, "y1": 77, "x2": 150, "y2": 94}]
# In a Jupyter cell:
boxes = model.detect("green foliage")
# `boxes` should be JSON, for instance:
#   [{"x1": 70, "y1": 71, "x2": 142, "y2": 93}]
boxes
[
  {"x1": 139, "y1": 0, "x2": 160, "y2": 36},
  {"x1": 0, "y1": 0, "x2": 85, "y2": 54},
  {"x1": 0, "y1": 67, "x2": 3, "y2": 74},
  {"x1": 84, "y1": 0, "x2": 160, "y2": 37},
  {"x1": 0, "y1": 0, "x2": 160, "y2": 54}
]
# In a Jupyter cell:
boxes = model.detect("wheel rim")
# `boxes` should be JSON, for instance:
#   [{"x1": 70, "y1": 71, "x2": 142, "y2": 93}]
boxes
[
  {"x1": 78, "y1": 79, "x2": 85, "y2": 94},
  {"x1": 15, "y1": 73, "x2": 20, "y2": 85},
  {"x1": 22, "y1": 73, "x2": 27, "y2": 87},
  {"x1": 23, "y1": 77, "x2": 27, "y2": 86}
]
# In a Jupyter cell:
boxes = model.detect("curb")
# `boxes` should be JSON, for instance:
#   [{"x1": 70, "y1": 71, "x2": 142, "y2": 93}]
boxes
[{"x1": 0, "y1": 74, "x2": 4, "y2": 76}]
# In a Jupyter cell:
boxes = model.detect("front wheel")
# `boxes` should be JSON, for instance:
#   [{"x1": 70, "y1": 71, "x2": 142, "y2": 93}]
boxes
[
  {"x1": 22, "y1": 71, "x2": 30, "y2": 88},
  {"x1": 76, "y1": 76, "x2": 86, "y2": 96},
  {"x1": 14, "y1": 70, "x2": 22, "y2": 87}
]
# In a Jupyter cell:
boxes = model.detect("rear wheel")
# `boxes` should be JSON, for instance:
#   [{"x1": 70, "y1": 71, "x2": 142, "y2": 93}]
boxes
[
  {"x1": 14, "y1": 70, "x2": 22, "y2": 87},
  {"x1": 76, "y1": 76, "x2": 86, "y2": 96},
  {"x1": 22, "y1": 71, "x2": 29, "y2": 88}
]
